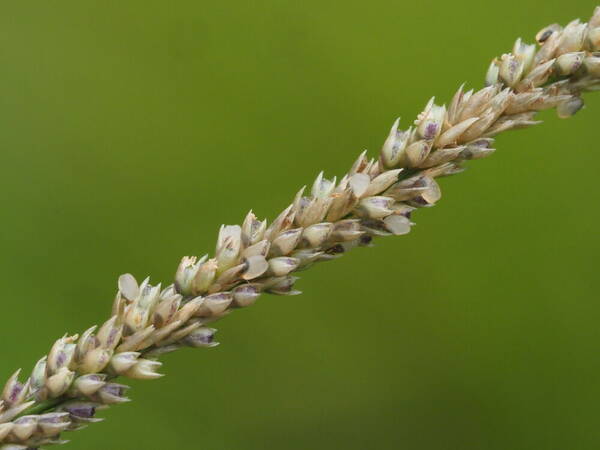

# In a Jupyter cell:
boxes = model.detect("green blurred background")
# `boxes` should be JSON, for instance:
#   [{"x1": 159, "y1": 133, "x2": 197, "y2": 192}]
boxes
[{"x1": 1, "y1": 1, "x2": 599, "y2": 449}]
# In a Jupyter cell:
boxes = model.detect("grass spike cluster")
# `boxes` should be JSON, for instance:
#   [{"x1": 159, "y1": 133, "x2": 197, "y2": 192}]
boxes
[{"x1": 1, "y1": 7, "x2": 600, "y2": 449}]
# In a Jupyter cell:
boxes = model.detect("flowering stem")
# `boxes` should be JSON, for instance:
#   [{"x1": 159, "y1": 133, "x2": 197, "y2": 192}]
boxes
[
  {"x1": 0, "y1": 7, "x2": 599, "y2": 449},
  {"x1": 18, "y1": 399, "x2": 63, "y2": 418}
]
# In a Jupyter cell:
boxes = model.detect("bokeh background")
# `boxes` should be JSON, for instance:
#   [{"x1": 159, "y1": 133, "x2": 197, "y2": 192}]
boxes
[{"x1": 1, "y1": 1, "x2": 599, "y2": 449}]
